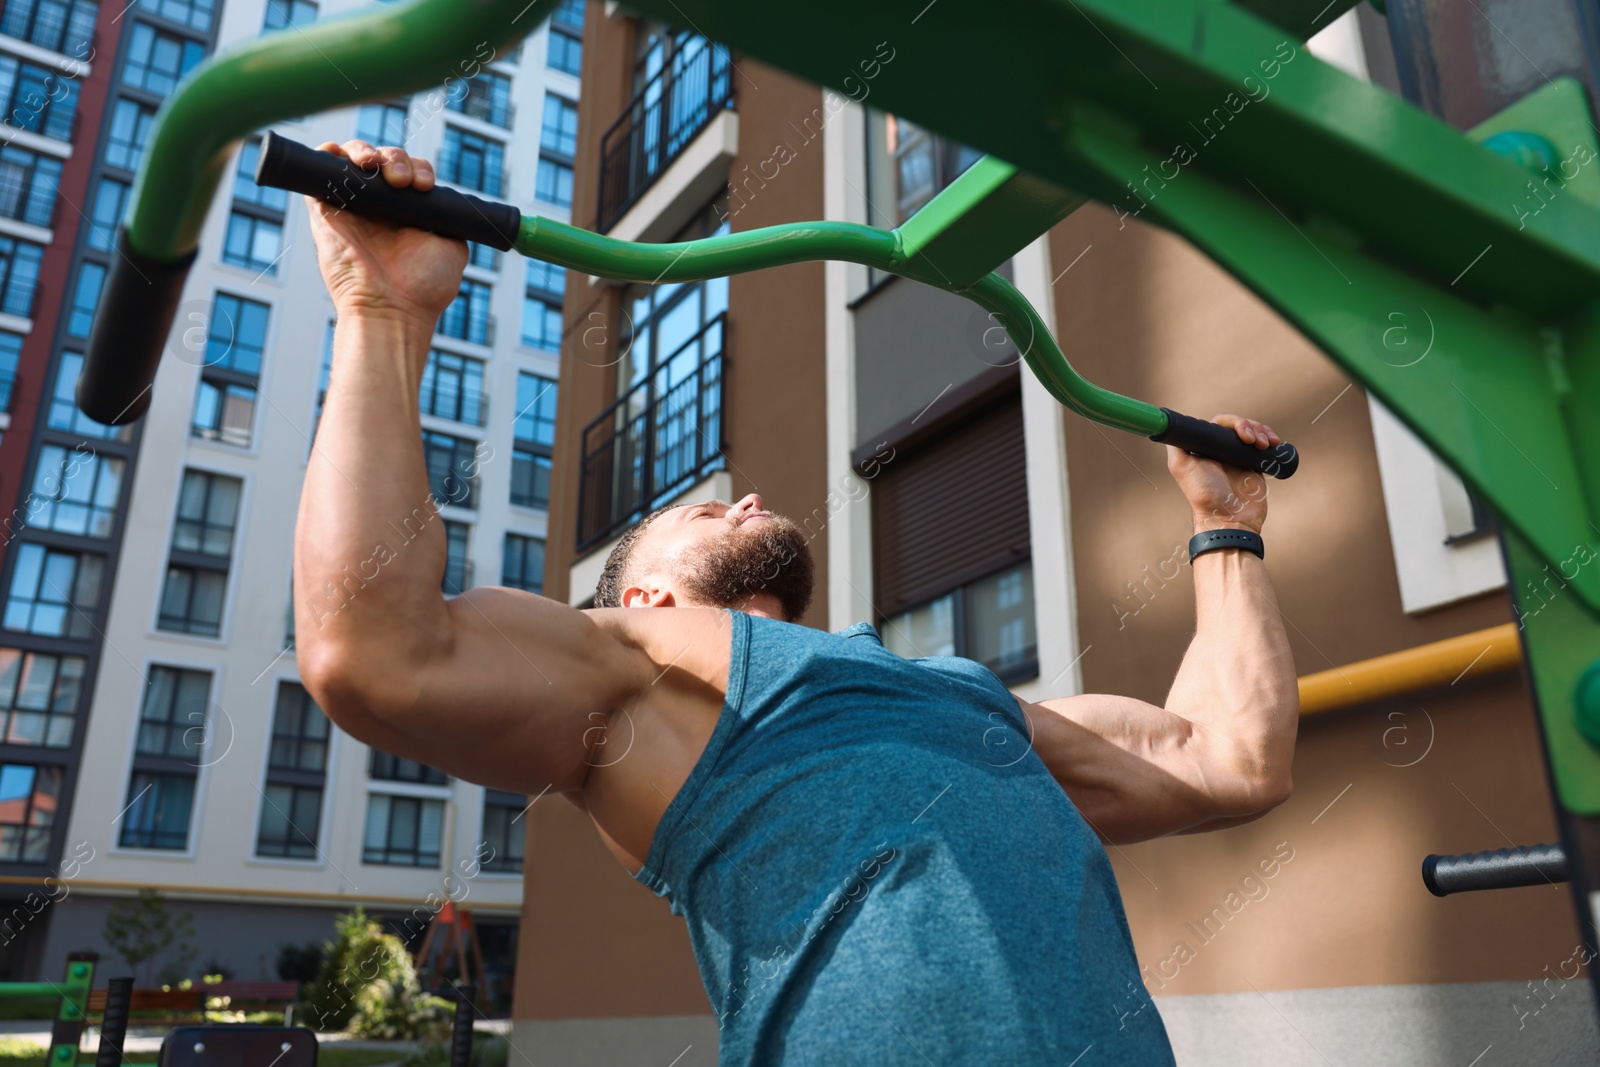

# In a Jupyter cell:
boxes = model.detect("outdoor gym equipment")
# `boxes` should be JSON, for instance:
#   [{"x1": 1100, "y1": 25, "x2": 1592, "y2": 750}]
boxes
[{"x1": 68, "y1": 0, "x2": 1600, "y2": 1018}]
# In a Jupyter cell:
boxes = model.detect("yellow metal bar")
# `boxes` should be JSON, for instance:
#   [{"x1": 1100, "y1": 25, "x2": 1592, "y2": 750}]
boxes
[{"x1": 1299, "y1": 623, "x2": 1522, "y2": 716}]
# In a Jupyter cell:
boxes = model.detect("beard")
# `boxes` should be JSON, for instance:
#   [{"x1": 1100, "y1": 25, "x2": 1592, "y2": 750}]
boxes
[{"x1": 678, "y1": 514, "x2": 815, "y2": 621}]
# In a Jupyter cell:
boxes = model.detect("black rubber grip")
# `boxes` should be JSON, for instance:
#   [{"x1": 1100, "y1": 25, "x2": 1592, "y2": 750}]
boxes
[
  {"x1": 1422, "y1": 842, "x2": 1566, "y2": 896},
  {"x1": 77, "y1": 229, "x2": 196, "y2": 426},
  {"x1": 1151, "y1": 408, "x2": 1299, "y2": 479},
  {"x1": 256, "y1": 131, "x2": 521, "y2": 250},
  {"x1": 94, "y1": 976, "x2": 133, "y2": 1067},
  {"x1": 446, "y1": 984, "x2": 476, "y2": 1067}
]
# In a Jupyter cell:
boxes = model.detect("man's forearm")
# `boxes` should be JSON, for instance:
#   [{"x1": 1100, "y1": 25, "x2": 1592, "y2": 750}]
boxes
[
  {"x1": 293, "y1": 312, "x2": 450, "y2": 702},
  {"x1": 1163, "y1": 540, "x2": 1299, "y2": 800}
]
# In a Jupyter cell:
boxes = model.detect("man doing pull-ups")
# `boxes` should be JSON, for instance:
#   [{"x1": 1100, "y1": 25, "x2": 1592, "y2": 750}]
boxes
[{"x1": 294, "y1": 140, "x2": 1299, "y2": 1067}]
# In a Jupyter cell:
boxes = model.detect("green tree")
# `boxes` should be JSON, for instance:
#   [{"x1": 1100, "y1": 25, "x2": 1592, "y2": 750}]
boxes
[{"x1": 101, "y1": 889, "x2": 197, "y2": 986}]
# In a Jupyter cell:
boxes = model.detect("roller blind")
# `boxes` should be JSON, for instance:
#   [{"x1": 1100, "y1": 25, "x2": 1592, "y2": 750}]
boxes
[{"x1": 871, "y1": 391, "x2": 1030, "y2": 617}]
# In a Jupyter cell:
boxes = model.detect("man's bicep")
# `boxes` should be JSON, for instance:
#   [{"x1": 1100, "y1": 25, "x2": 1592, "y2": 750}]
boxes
[
  {"x1": 375, "y1": 587, "x2": 649, "y2": 795},
  {"x1": 1024, "y1": 693, "x2": 1223, "y2": 844}
]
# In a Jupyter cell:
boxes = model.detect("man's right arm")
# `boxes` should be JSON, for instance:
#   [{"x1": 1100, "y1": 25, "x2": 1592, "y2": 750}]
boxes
[{"x1": 292, "y1": 141, "x2": 650, "y2": 798}]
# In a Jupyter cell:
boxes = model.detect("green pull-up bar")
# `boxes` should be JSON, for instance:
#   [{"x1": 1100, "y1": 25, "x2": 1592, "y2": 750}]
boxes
[{"x1": 73, "y1": 0, "x2": 1298, "y2": 478}]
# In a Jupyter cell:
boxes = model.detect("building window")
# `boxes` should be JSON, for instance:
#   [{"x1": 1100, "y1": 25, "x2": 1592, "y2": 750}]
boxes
[
  {"x1": 106, "y1": 99, "x2": 157, "y2": 172},
  {"x1": 234, "y1": 140, "x2": 289, "y2": 212},
  {"x1": 134, "y1": 665, "x2": 209, "y2": 759},
  {"x1": 438, "y1": 127, "x2": 504, "y2": 196},
  {"x1": 583, "y1": 200, "x2": 727, "y2": 536},
  {"x1": 122, "y1": 23, "x2": 205, "y2": 96},
  {"x1": 866, "y1": 112, "x2": 983, "y2": 226},
  {"x1": 3, "y1": 544, "x2": 102, "y2": 638},
  {"x1": 0, "y1": 145, "x2": 62, "y2": 228},
  {"x1": 262, "y1": 0, "x2": 316, "y2": 30},
  {"x1": 87, "y1": 178, "x2": 128, "y2": 250},
  {"x1": 120, "y1": 665, "x2": 211, "y2": 851},
  {"x1": 442, "y1": 520, "x2": 470, "y2": 595},
  {"x1": 467, "y1": 241, "x2": 500, "y2": 272},
  {"x1": 446, "y1": 68, "x2": 512, "y2": 128},
  {"x1": 422, "y1": 431, "x2": 478, "y2": 510},
  {"x1": 119, "y1": 771, "x2": 194, "y2": 850},
  {"x1": 512, "y1": 371, "x2": 555, "y2": 509},
  {"x1": 480, "y1": 790, "x2": 526, "y2": 873},
  {"x1": 0, "y1": 56, "x2": 80, "y2": 141},
  {"x1": 356, "y1": 102, "x2": 409, "y2": 146},
  {"x1": 534, "y1": 157, "x2": 572, "y2": 209},
  {"x1": 369, "y1": 749, "x2": 447, "y2": 785},
  {"x1": 882, "y1": 562, "x2": 1038, "y2": 680},
  {"x1": 0, "y1": 0, "x2": 98, "y2": 56},
  {"x1": 65, "y1": 260, "x2": 104, "y2": 338},
  {"x1": 362, "y1": 793, "x2": 443, "y2": 867},
  {"x1": 192, "y1": 293, "x2": 267, "y2": 446},
  {"x1": 48, "y1": 353, "x2": 129, "y2": 440},
  {"x1": 0, "y1": 235, "x2": 44, "y2": 318},
  {"x1": 547, "y1": 2, "x2": 582, "y2": 78},
  {"x1": 520, "y1": 293, "x2": 560, "y2": 350},
  {"x1": 0, "y1": 331, "x2": 18, "y2": 413},
  {"x1": 255, "y1": 682, "x2": 328, "y2": 859},
  {"x1": 437, "y1": 278, "x2": 491, "y2": 345},
  {"x1": 501, "y1": 534, "x2": 543, "y2": 594},
  {"x1": 0, "y1": 764, "x2": 60, "y2": 862},
  {"x1": 140, "y1": 0, "x2": 214, "y2": 32},
  {"x1": 541, "y1": 94, "x2": 577, "y2": 158},
  {"x1": 27, "y1": 444, "x2": 124, "y2": 538},
  {"x1": 158, "y1": 470, "x2": 241, "y2": 636},
  {"x1": 222, "y1": 212, "x2": 283, "y2": 274},
  {"x1": 419, "y1": 349, "x2": 484, "y2": 425},
  {"x1": 0, "y1": 649, "x2": 85, "y2": 747}
]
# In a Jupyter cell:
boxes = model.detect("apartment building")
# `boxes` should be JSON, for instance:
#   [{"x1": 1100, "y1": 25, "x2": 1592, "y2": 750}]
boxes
[
  {"x1": 0, "y1": 0, "x2": 586, "y2": 1000},
  {"x1": 516, "y1": 4, "x2": 1598, "y2": 1064}
]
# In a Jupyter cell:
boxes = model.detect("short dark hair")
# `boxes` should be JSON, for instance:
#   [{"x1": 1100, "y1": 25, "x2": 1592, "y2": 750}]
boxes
[{"x1": 592, "y1": 503, "x2": 684, "y2": 608}]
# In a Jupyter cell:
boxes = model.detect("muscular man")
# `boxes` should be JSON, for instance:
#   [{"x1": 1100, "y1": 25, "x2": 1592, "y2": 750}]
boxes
[{"x1": 295, "y1": 140, "x2": 1299, "y2": 1066}]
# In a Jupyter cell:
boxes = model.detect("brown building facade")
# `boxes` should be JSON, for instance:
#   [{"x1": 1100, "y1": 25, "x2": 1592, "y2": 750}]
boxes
[{"x1": 513, "y1": 5, "x2": 1597, "y2": 1064}]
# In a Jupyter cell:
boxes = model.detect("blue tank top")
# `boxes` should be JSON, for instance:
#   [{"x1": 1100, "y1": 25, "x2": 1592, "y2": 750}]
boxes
[{"x1": 634, "y1": 611, "x2": 1175, "y2": 1065}]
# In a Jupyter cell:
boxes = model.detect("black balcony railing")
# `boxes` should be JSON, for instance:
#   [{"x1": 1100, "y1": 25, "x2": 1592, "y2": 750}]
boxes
[
  {"x1": 578, "y1": 314, "x2": 726, "y2": 550},
  {"x1": 596, "y1": 40, "x2": 733, "y2": 233}
]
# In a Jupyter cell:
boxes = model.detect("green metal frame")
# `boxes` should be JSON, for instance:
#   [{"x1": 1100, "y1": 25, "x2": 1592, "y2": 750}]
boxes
[
  {"x1": 0, "y1": 953, "x2": 97, "y2": 1064},
  {"x1": 95, "y1": 0, "x2": 1600, "y2": 908}
]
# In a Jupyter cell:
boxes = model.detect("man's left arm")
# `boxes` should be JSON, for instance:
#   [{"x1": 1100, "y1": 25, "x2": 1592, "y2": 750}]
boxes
[{"x1": 1020, "y1": 414, "x2": 1299, "y2": 845}]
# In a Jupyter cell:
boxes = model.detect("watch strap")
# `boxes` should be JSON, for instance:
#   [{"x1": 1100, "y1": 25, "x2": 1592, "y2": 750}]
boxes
[{"x1": 1189, "y1": 528, "x2": 1264, "y2": 562}]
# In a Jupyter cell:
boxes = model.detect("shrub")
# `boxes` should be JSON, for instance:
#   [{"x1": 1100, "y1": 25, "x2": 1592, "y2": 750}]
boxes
[
  {"x1": 300, "y1": 908, "x2": 451, "y2": 1040},
  {"x1": 101, "y1": 889, "x2": 196, "y2": 987}
]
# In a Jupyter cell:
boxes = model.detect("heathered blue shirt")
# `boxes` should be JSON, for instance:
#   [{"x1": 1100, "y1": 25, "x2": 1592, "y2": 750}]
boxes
[{"x1": 634, "y1": 611, "x2": 1175, "y2": 1066}]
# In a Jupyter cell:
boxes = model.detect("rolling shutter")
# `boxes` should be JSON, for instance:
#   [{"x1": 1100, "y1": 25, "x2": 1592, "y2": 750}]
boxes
[{"x1": 871, "y1": 390, "x2": 1030, "y2": 617}]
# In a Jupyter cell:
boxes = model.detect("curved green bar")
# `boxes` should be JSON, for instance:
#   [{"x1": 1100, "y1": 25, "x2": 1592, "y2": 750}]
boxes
[
  {"x1": 127, "y1": 0, "x2": 542, "y2": 260},
  {"x1": 515, "y1": 215, "x2": 1169, "y2": 438}
]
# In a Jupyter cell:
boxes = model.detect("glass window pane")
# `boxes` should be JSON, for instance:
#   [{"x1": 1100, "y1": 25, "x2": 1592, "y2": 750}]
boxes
[
  {"x1": 965, "y1": 563, "x2": 1037, "y2": 674},
  {"x1": 882, "y1": 592, "x2": 957, "y2": 660}
]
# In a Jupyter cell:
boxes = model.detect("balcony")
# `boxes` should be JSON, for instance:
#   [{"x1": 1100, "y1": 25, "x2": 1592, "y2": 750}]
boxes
[
  {"x1": 577, "y1": 314, "x2": 725, "y2": 550},
  {"x1": 596, "y1": 39, "x2": 733, "y2": 233}
]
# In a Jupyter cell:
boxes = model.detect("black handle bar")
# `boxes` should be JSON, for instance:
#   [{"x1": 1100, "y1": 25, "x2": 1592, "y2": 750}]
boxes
[
  {"x1": 1422, "y1": 843, "x2": 1566, "y2": 896},
  {"x1": 1151, "y1": 409, "x2": 1300, "y2": 479}
]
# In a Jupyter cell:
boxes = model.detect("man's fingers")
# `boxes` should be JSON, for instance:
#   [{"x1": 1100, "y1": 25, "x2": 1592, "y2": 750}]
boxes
[
  {"x1": 316, "y1": 140, "x2": 347, "y2": 158},
  {"x1": 343, "y1": 139, "x2": 381, "y2": 173},
  {"x1": 412, "y1": 157, "x2": 436, "y2": 192},
  {"x1": 1212, "y1": 412, "x2": 1280, "y2": 450},
  {"x1": 376, "y1": 145, "x2": 415, "y2": 187}
]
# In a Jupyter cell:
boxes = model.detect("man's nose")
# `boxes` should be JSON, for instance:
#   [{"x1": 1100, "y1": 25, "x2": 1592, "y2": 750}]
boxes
[{"x1": 728, "y1": 493, "x2": 764, "y2": 521}]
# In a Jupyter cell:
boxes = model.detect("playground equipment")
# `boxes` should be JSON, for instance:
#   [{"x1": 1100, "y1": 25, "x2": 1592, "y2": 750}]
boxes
[
  {"x1": 0, "y1": 955, "x2": 131, "y2": 1065},
  {"x1": 68, "y1": 0, "x2": 1600, "y2": 1020}
]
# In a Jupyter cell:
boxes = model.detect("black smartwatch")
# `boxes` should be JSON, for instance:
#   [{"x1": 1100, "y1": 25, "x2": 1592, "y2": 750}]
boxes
[{"x1": 1188, "y1": 528, "x2": 1264, "y2": 562}]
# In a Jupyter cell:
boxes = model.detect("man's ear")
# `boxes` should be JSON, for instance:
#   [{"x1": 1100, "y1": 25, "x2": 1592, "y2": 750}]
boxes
[{"x1": 620, "y1": 581, "x2": 675, "y2": 609}]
